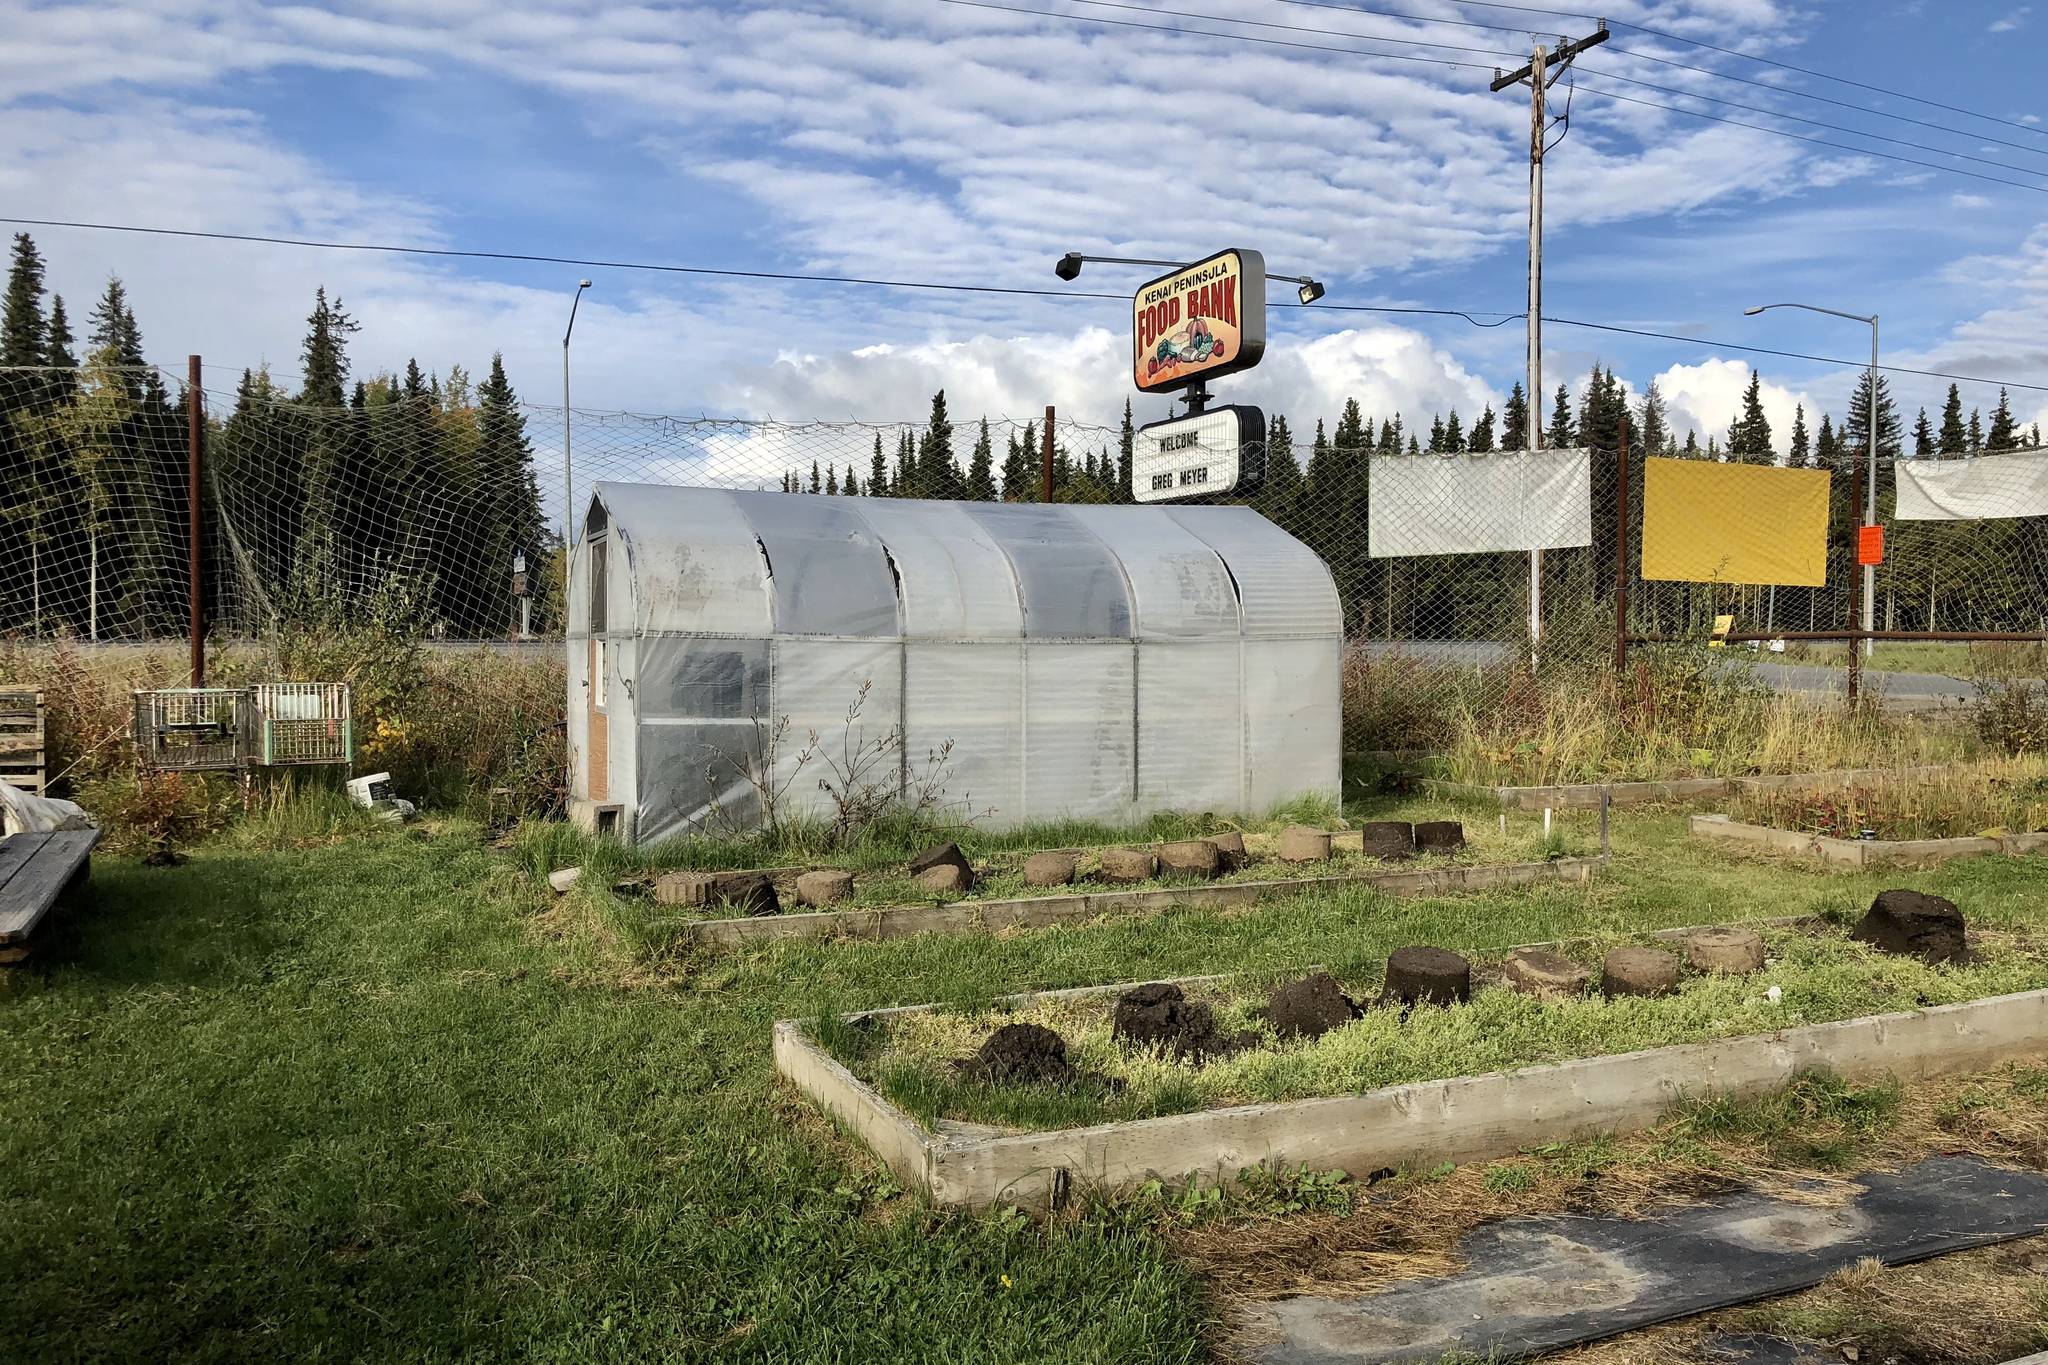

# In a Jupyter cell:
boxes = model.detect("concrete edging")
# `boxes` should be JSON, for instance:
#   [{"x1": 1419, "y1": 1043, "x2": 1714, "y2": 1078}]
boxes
[
  {"x1": 777, "y1": 965, "x2": 2048, "y2": 1211},
  {"x1": 1690, "y1": 813, "x2": 2048, "y2": 869},
  {"x1": 680, "y1": 855, "x2": 1605, "y2": 946},
  {"x1": 1427, "y1": 764, "x2": 1962, "y2": 811}
]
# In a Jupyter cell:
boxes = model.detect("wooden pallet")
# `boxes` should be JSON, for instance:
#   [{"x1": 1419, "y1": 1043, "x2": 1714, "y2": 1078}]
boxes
[
  {"x1": 0, "y1": 828, "x2": 99, "y2": 962},
  {"x1": 0, "y1": 687, "x2": 44, "y2": 795}
]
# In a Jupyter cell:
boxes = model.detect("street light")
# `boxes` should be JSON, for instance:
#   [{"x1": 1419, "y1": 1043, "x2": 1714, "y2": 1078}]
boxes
[
  {"x1": 1054, "y1": 252, "x2": 1327, "y2": 306},
  {"x1": 1744, "y1": 302, "x2": 1880, "y2": 658},
  {"x1": 562, "y1": 279, "x2": 593, "y2": 550}
]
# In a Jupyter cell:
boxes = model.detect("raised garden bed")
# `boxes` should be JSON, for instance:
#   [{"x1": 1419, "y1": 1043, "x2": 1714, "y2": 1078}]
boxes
[
  {"x1": 1425, "y1": 764, "x2": 1960, "y2": 811},
  {"x1": 1693, "y1": 758, "x2": 2048, "y2": 868},
  {"x1": 680, "y1": 855, "x2": 1603, "y2": 945},
  {"x1": 778, "y1": 916, "x2": 2048, "y2": 1209},
  {"x1": 1692, "y1": 815, "x2": 2048, "y2": 869}
]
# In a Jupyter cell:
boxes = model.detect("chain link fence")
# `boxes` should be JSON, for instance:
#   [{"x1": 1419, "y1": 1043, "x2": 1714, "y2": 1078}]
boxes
[{"x1": 3, "y1": 364, "x2": 2045, "y2": 748}]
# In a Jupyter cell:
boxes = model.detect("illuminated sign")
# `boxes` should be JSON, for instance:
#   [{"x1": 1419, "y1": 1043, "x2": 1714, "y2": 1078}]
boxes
[
  {"x1": 1131, "y1": 249, "x2": 1266, "y2": 394},
  {"x1": 1131, "y1": 406, "x2": 1265, "y2": 504}
]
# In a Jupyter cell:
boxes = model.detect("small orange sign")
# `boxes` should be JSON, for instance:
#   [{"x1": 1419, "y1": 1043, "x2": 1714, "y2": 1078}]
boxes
[{"x1": 1857, "y1": 523, "x2": 1885, "y2": 566}]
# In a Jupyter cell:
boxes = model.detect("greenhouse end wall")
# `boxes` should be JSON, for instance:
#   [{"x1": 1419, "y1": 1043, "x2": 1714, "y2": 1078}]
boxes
[{"x1": 566, "y1": 485, "x2": 1340, "y2": 843}]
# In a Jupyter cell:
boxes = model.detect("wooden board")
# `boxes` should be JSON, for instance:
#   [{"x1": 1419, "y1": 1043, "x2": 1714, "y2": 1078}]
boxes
[
  {"x1": 685, "y1": 856, "x2": 1604, "y2": 947},
  {"x1": 1692, "y1": 814, "x2": 2048, "y2": 869},
  {"x1": 0, "y1": 829, "x2": 100, "y2": 944},
  {"x1": 777, "y1": 960, "x2": 2048, "y2": 1211}
]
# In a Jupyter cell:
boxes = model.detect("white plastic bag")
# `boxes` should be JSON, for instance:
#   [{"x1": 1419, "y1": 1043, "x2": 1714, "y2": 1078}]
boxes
[{"x1": 0, "y1": 781, "x2": 97, "y2": 836}]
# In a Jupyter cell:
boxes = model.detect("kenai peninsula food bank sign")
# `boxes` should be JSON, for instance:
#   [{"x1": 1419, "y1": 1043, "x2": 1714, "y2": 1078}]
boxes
[{"x1": 1131, "y1": 249, "x2": 1266, "y2": 394}]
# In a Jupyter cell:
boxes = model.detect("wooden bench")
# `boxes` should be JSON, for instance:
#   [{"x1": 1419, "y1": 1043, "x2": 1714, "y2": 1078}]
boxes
[{"x1": 0, "y1": 829, "x2": 100, "y2": 963}]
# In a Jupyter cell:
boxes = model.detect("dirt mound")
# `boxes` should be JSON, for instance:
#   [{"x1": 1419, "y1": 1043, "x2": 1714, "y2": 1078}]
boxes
[
  {"x1": 1852, "y1": 889, "x2": 1967, "y2": 965},
  {"x1": 965, "y1": 1023, "x2": 1074, "y2": 1085},
  {"x1": 1265, "y1": 972, "x2": 1360, "y2": 1039},
  {"x1": 1112, "y1": 982, "x2": 1248, "y2": 1062}
]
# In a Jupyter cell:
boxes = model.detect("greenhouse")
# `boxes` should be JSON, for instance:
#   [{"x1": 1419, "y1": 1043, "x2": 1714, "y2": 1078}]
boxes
[{"x1": 566, "y1": 484, "x2": 1340, "y2": 843}]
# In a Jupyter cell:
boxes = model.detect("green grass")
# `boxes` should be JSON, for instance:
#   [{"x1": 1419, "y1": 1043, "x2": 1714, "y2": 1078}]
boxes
[
  {"x1": 6, "y1": 800, "x2": 2048, "y2": 1360},
  {"x1": 840, "y1": 921, "x2": 2048, "y2": 1131}
]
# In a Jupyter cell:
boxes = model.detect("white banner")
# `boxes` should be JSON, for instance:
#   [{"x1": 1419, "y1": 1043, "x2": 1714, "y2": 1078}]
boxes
[
  {"x1": 1368, "y1": 448, "x2": 1594, "y2": 558},
  {"x1": 1895, "y1": 450, "x2": 2048, "y2": 522}
]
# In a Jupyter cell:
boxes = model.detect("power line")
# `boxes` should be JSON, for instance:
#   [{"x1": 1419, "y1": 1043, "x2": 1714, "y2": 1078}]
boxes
[
  {"x1": 7, "y1": 219, "x2": 2041, "y2": 394},
  {"x1": 1253, "y1": 0, "x2": 2048, "y2": 155},
  {"x1": 1565, "y1": 85, "x2": 2048, "y2": 196},
  {"x1": 1434, "y1": 0, "x2": 2048, "y2": 141},
  {"x1": 1079, "y1": 0, "x2": 2048, "y2": 178},
  {"x1": 941, "y1": 0, "x2": 1499, "y2": 69},
  {"x1": 0, "y1": 214, "x2": 1521, "y2": 325},
  {"x1": 948, "y1": 1, "x2": 2048, "y2": 195}
]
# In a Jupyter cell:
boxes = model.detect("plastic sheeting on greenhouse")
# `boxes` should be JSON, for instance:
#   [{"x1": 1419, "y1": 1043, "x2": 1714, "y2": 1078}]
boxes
[{"x1": 565, "y1": 484, "x2": 1341, "y2": 844}]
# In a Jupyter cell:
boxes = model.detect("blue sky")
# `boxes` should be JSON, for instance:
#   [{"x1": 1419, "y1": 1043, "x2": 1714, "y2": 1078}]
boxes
[{"x1": 5, "y1": 0, "x2": 2047, "y2": 465}]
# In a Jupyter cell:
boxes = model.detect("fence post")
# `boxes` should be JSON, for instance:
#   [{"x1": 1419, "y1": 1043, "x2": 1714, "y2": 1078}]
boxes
[
  {"x1": 1613, "y1": 426, "x2": 1630, "y2": 675},
  {"x1": 1041, "y1": 405, "x2": 1055, "y2": 504},
  {"x1": 187, "y1": 355, "x2": 205, "y2": 689}
]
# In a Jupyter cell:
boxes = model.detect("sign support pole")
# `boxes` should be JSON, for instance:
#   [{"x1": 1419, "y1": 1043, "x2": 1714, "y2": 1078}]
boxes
[{"x1": 1041, "y1": 406, "x2": 1055, "y2": 503}]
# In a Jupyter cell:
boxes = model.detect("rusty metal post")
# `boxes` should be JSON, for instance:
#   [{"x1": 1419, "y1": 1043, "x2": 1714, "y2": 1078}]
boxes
[
  {"x1": 1041, "y1": 405, "x2": 1055, "y2": 503},
  {"x1": 187, "y1": 355, "x2": 205, "y2": 688},
  {"x1": 1614, "y1": 426, "x2": 1630, "y2": 675}
]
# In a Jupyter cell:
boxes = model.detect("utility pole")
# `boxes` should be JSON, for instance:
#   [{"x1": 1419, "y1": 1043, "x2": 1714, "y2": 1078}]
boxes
[{"x1": 1492, "y1": 23, "x2": 1608, "y2": 665}]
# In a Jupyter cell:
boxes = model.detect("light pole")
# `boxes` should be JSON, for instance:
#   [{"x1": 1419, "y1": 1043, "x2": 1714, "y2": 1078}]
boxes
[
  {"x1": 1743, "y1": 302, "x2": 1880, "y2": 657},
  {"x1": 562, "y1": 279, "x2": 593, "y2": 550}
]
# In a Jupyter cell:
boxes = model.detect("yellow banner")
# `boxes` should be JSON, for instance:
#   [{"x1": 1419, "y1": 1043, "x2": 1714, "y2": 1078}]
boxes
[{"x1": 1641, "y1": 457, "x2": 1832, "y2": 587}]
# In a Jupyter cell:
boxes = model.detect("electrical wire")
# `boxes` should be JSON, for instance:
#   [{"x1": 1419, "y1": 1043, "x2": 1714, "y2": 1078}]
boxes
[
  {"x1": 5, "y1": 221, "x2": 2042, "y2": 394},
  {"x1": 945, "y1": 1, "x2": 2048, "y2": 195},
  {"x1": 1564, "y1": 85, "x2": 2048, "y2": 196},
  {"x1": 1250, "y1": 0, "x2": 2048, "y2": 158},
  {"x1": 1072, "y1": 0, "x2": 2048, "y2": 176},
  {"x1": 1436, "y1": 0, "x2": 2048, "y2": 141}
]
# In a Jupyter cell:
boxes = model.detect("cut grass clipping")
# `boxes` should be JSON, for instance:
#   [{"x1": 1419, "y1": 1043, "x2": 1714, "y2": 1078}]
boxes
[{"x1": 829, "y1": 923, "x2": 2048, "y2": 1131}]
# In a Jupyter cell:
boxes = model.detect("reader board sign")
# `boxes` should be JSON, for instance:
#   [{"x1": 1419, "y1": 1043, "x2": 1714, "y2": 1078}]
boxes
[
  {"x1": 1132, "y1": 249, "x2": 1266, "y2": 394},
  {"x1": 1132, "y1": 406, "x2": 1265, "y2": 504}
]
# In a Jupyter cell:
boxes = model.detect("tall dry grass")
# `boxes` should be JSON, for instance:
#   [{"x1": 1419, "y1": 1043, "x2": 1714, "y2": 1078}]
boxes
[{"x1": 1435, "y1": 650, "x2": 1976, "y2": 786}]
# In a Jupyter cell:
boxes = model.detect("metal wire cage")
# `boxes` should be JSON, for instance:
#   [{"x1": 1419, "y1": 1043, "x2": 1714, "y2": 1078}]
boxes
[
  {"x1": 251, "y1": 683, "x2": 354, "y2": 767},
  {"x1": 132, "y1": 688, "x2": 252, "y2": 771}
]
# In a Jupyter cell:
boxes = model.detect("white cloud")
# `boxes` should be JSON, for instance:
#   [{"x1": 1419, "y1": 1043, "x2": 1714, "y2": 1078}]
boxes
[
  {"x1": 1989, "y1": 6, "x2": 2032, "y2": 31},
  {"x1": 1952, "y1": 193, "x2": 1992, "y2": 209},
  {"x1": 1652, "y1": 357, "x2": 1817, "y2": 458}
]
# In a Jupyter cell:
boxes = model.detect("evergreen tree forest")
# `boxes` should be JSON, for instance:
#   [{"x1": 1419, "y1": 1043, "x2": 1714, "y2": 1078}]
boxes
[
  {"x1": 7, "y1": 231, "x2": 2044, "y2": 645},
  {"x1": 0, "y1": 234, "x2": 555, "y2": 640}
]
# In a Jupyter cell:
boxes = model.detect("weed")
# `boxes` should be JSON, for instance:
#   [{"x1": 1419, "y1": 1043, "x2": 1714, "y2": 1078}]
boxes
[{"x1": 1481, "y1": 1162, "x2": 1536, "y2": 1194}]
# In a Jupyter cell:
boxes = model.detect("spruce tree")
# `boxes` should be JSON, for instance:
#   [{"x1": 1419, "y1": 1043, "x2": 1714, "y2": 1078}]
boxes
[
  {"x1": 913, "y1": 390, "x2": 958, "y2": 499},
  {"x1": 1000, "y1": 425, "x2": 1028, "y2": 500},
  {"x1": 1682, "y1": 430, "x2": 1700, "y2": 457},
  {"x1": 1637, "y1": 379, "x2": 1669, "y2": 457},
  {"x1": 1546, "y1": 383, "x2": 1574, "y2": 447},
  {"x1": 1426, "y1": 413, "x2": 1446, "y2": 453},
  {"x1": 1726, "y1": 369, "x2": 1772, "y2": 463},
  {"x1": 808, "y1": 459, "x2": 821, "y2": 494},
  {"x1": 966, "y1": 417, "x2": 997, "y2": 501},
  {"x1": 1938, "y1": 384, "x2": 1966, "y2": 456},
  {"x1": 825, "y1": 466, "x2": 838, "y2": 496},
  {"x1": 1258, "y1": 413, "x2": 1303, "y2": 526},
  {"x1": 869, "y1": 433, "x2": 887, "y2": 497},
  {"x1": 1442, "y1": 409, "x2": 1464, "y2": 453},
  {"x1": 1911, "y1": 408, "x2": 1934, "y2": 459},
  {"x1": 1987, "y1": 388, "x2": 2016, "y2": 451},
  {"x1": 1469, "y1": 404, "x2": 1496, "y2": 452},
  {"x1": 843, "y1": 465, "x2": 859, "y2": 497},
  {"x1": 1, "y1": 233, "x2": 48, "y2": 369},
  {"x1": 1501, "y1": 382, "x2": 1529, "y2": 451},
  {"x1": 1843, "y1": 372, "x2": 1902, "y2": 463},
  {"x1": 1789, "y1": 404, "x2": 1811, "y2": 467},
  {"x1": 1815, "y1": 413, "x2": 1838, "y2": 469},
  {"x1": 298, "y1": 288, "x2": 358, "y2": 408},
  {"x1": 43, "y1": 296, "x2": 76, "y2": 372},
  {"x1": 1116, "y1": 397, "x2": 1135, "y2": 503},
  {"x1": 474, "y1": 353, "x2": 550, "y2": 632},
  {"x1": 1967, "y1": 407, "x2": 1983, "y2": 453}
]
